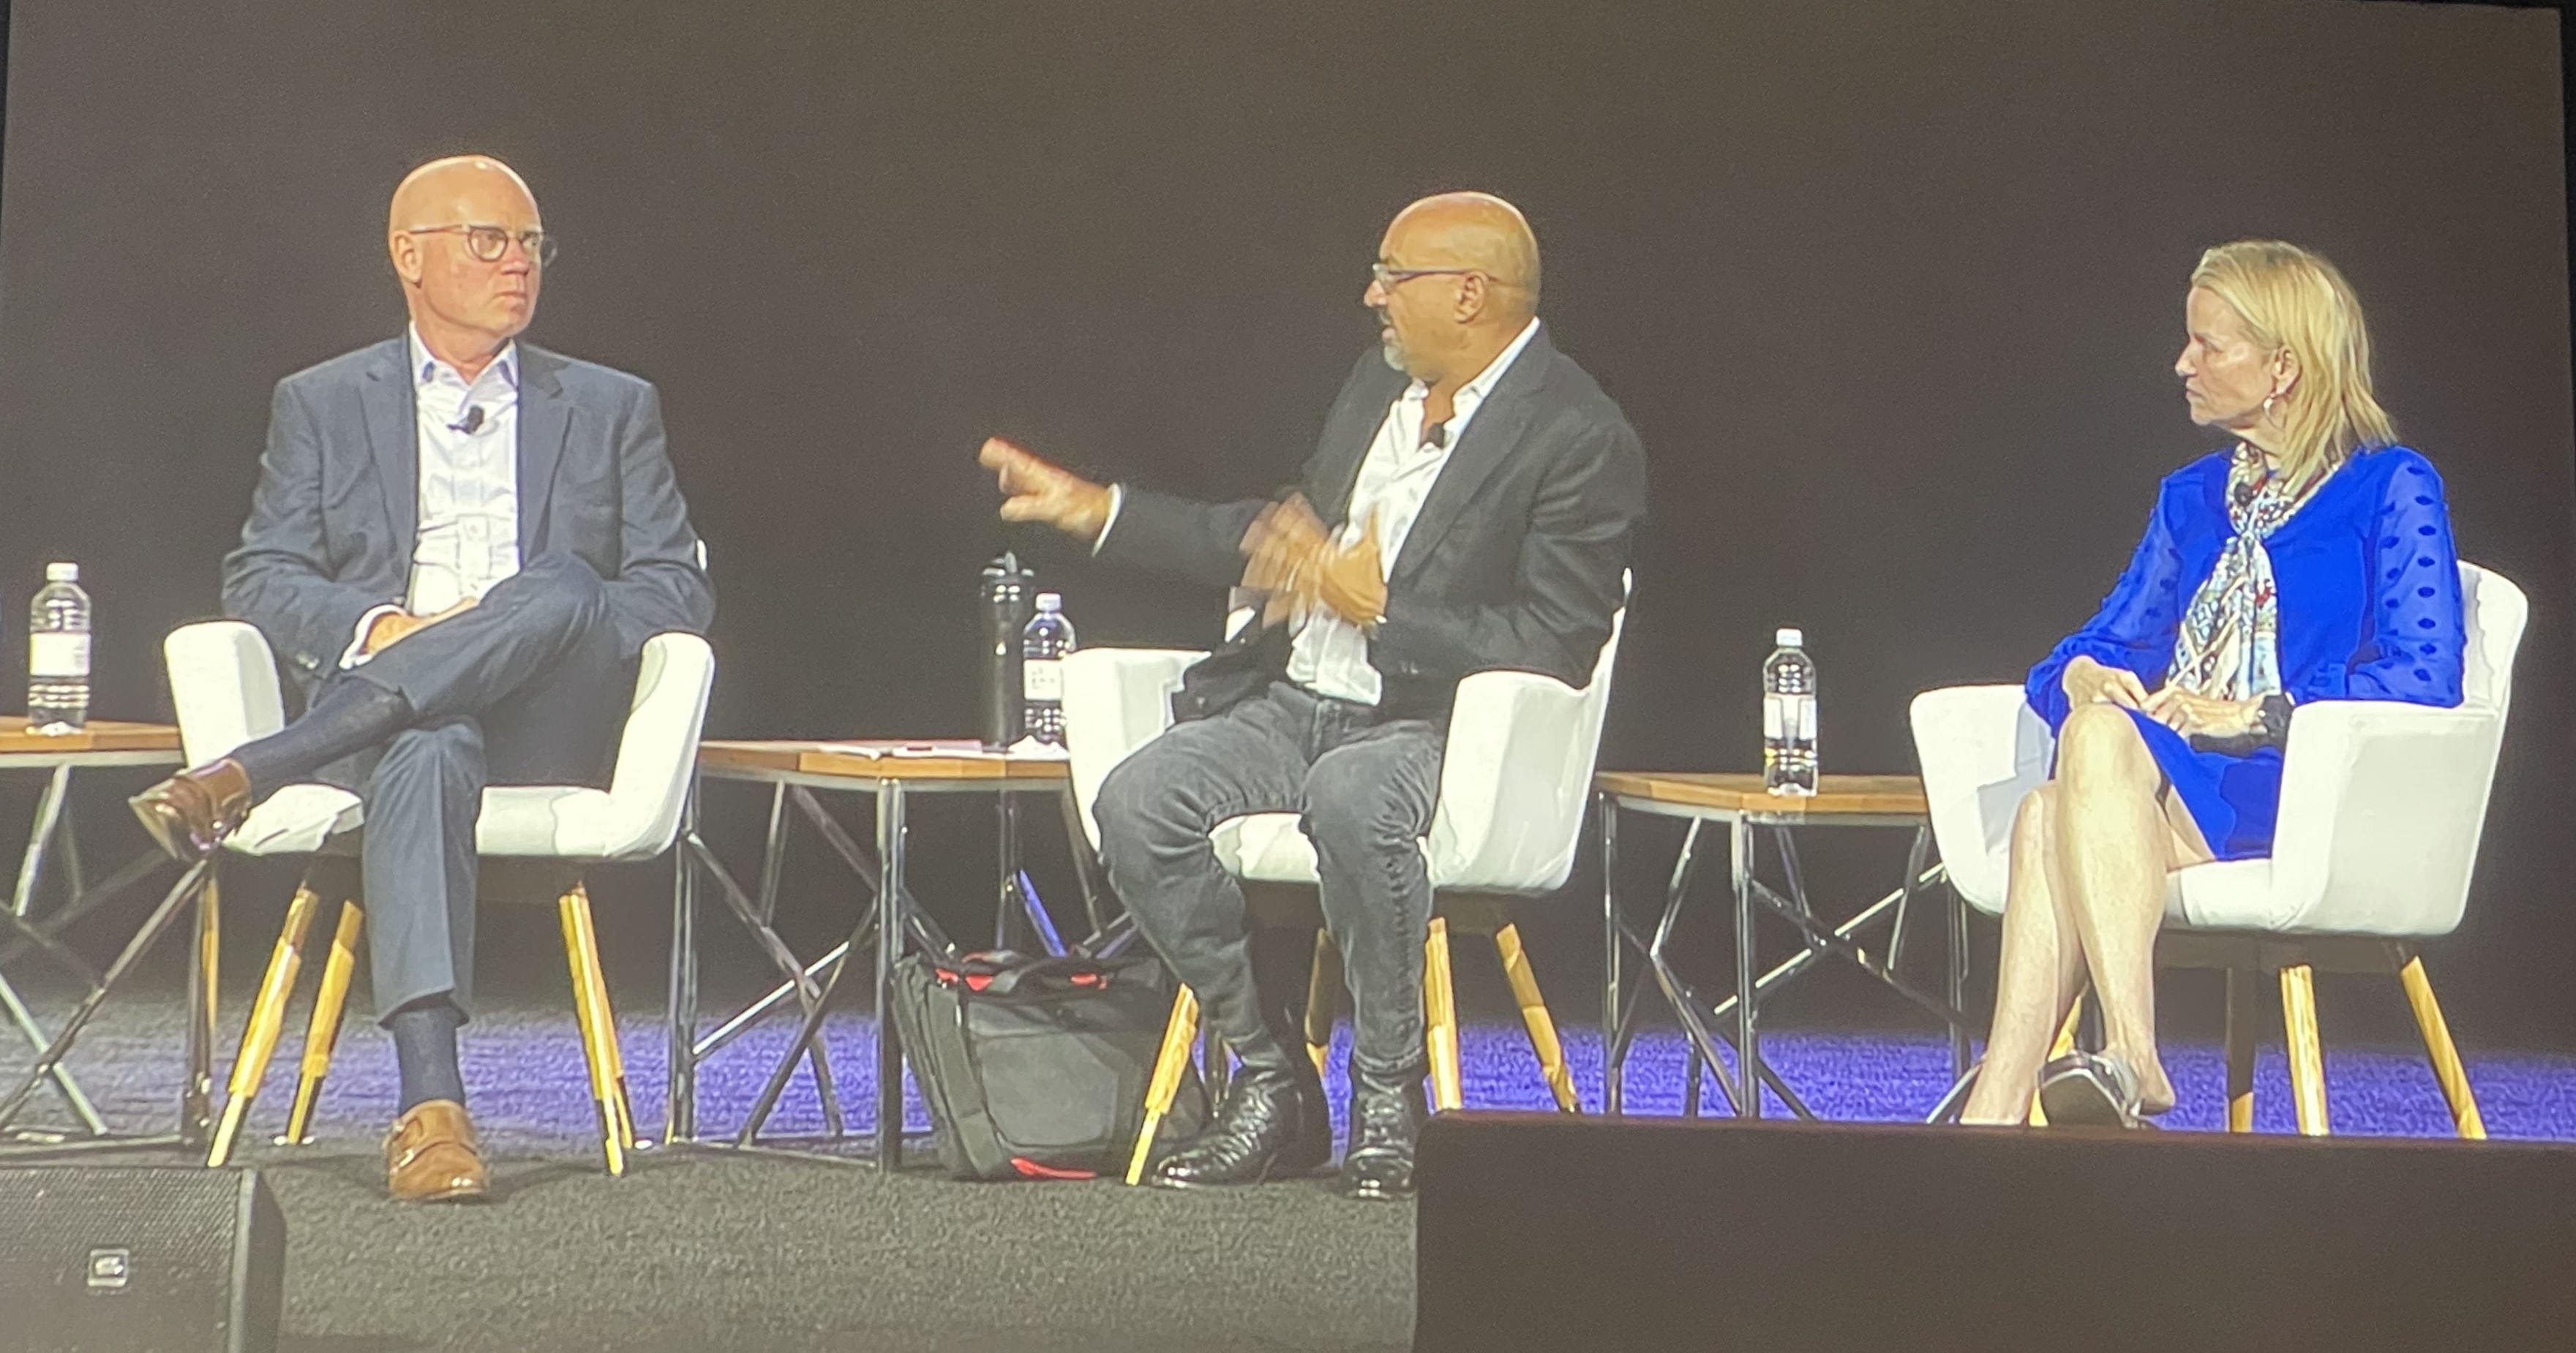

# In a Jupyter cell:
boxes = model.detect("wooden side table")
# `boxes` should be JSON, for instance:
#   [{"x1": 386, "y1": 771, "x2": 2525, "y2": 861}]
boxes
[
  {"x1": 672, "y1": 740, "x2": 1084, "y2": 1167},
  {"x1": 1593, "y1": 772, "x2": 1969, "y2": 1120}
]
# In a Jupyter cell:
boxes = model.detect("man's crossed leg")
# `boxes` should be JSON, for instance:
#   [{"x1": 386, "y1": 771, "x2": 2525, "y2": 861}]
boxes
[{"x1": 131, "y1": 553, "x2": 627, "y2": 1200}]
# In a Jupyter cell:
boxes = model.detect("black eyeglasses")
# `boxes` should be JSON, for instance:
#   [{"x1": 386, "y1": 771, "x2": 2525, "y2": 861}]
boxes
[{"x1": 405, "y1": 224, "x2": 557, "y2": 266}]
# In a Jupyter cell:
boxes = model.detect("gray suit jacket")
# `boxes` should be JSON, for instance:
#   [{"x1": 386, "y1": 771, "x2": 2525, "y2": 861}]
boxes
[
  {"x1": 222, "y1": 336, "x2": 714, "y2": 689},
  {"x1": 1098, "y1": 324, "x2": 1645, "y2": 723}
]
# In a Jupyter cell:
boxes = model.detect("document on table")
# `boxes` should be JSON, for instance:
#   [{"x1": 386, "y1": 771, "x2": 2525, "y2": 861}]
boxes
[
  {"x1": 815, "y1": 739, "x2": 991, "y2": 758},
  {"x1": 811, "y1": 739, "x2": 1069, "y2": 760}
]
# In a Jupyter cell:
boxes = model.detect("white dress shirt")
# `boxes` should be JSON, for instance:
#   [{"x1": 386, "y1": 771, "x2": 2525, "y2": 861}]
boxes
[
  {"x1": 342, "y1": 326, "x2": 524, "y2": 666},
  {"x1": 1284, "y1": 317, "x2": 1541, "y2": 705}
]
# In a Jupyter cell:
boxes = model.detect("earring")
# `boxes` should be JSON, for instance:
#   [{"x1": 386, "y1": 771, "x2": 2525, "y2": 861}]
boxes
[{"x1": 2262, "y1": 393, "x2": 2278, "y2": 418}]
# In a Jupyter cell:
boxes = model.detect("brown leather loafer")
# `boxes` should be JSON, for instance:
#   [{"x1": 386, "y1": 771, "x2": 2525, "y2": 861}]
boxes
[
  {"x1": 127, "y1": 758, "x2": 252, "y2": 860},
  {"x1": 384, "y1": 1099, "x2": 490, "y2": 1204}
]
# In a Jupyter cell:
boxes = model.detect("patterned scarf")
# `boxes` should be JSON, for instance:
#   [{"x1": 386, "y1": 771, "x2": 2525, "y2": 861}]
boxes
[{"x1": 2168, "y1": 445, "x2": 2329, "y2": 701}]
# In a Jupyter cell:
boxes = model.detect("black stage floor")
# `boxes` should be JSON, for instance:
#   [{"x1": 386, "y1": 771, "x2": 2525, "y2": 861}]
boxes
[
  {"x1": 246, "y1": 1142, "x2": 1412, "y2": 1353},
  {"x1": 1, "y1": 1133, "x2": 1415, "y2": 1353},
  {"x1": 1, "y1": 973, "x2": 1414, "y2": 1353}
]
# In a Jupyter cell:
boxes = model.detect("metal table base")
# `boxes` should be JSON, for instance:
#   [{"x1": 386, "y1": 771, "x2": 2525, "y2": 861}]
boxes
[
  {"x1": 0, "y1": 747, "x2": 195, "y2": 1150},
  {"x1": 667, "y1": 759, "x2": 1097, "y2": 1168},
  {"x1": 0, "y1": 857, "x2": 209, "y2": 1155},
  {"x1": 1599, "y1": 789, "x2": 1972, "y2": 1120}
]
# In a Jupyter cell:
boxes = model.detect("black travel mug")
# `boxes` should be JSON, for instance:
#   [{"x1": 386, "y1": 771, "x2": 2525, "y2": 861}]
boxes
[{"x1": 979, "y1": 552, "x2": 1037, "y2": 748}]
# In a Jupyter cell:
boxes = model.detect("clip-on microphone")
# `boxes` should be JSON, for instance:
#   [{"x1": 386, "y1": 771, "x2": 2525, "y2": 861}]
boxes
[{"x1": 448, "y1": 405, "x2": 486, "y2": 435}]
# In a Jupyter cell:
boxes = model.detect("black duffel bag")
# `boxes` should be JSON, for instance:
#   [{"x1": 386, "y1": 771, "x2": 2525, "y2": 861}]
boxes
[{"x1": 890, "y1": 949, "x2": 1207, "y2": 1180}]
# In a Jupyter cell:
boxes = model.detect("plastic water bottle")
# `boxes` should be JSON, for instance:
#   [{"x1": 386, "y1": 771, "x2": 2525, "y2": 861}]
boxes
[
  {"x1": 1021, "y1": 592, "x2": 1076, "y2": 746},
  {"x1": 1762, "y1": 627, "x2": 1817, "y2": 796},
  {"x1": 27, "y1": 562, "x2": 91, "y2": 734}
]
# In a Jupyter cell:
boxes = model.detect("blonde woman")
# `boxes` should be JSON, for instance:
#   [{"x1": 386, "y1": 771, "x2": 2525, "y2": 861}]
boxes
[{"x1": 1961, "y1": 241, "x2": 2466, "y2": 1126}]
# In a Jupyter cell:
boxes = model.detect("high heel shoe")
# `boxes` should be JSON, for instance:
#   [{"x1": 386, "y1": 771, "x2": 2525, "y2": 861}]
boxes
[{"x1": 2037, "y1": 1050, "x2": 2147, "y2": 1129}]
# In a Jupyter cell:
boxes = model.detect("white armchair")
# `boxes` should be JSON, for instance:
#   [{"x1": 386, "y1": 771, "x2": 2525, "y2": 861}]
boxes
[
  {"x1": 1067, "y1": 592, "x2": 1626, "y2": 1180},
  {"x1": 165, "y1": 619, "x2": 716, "y2": 1173},
  {"x1": 1910, "y1": 562, "x2": 2526, "y2": 1135}
]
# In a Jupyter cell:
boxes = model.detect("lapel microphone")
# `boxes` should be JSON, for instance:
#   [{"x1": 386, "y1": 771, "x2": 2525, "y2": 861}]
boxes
[
  {"x1": 448, "y1": 405, "x2": 485, "y2": 435},
  {"x1": 1424, "y1": 420, "x2": 1448, "y2": 449}
]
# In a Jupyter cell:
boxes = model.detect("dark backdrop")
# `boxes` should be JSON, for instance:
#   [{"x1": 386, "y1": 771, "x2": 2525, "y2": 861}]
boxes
[{"x1": 0, "y1": 0, "x2": 2569, "y2": 1041}]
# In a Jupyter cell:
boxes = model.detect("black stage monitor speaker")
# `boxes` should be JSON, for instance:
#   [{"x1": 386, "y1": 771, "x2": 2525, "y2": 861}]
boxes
[
  {"x1": 1416, "y1": 1112, "x2": 2576, "y2": 1352},
  {"x1": 0, "y1": 1166, "x2": 285, "y2": 1353}
]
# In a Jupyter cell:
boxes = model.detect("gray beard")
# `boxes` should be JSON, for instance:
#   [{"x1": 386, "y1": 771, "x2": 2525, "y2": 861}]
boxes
[{"x1": 1378, "y1": 331, "x2": 1408, "y2": 372}]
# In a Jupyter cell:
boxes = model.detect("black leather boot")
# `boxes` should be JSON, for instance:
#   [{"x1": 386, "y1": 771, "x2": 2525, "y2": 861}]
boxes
[
  {"x1": 1337, "y1": 1063, "x2": 1427, "y2": 1202},
  {"x1": 1150, "y1": 1054, "x2": 1332, "y2": 1189}
]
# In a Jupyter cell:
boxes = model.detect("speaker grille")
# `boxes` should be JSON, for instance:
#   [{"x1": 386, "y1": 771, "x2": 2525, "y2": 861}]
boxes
[{"x1": 0, "y1": 1167, "x2": 258, "y2": 1351}]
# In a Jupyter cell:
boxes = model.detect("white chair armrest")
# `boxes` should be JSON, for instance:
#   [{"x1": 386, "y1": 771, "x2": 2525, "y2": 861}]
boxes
[
  {"x1": 2261, "y1": 699, "x2": 2503, "y2": 936},
  {"x1": 1909, "y1": 685, "x2": 2051, "y2": 916},
  {"x1": 165, "y1": 620, "x2": 287, "y2": 766},
  {"x1": 1062, "y1": 647, "x2": 1206, "y2": 850},
  {"x1": 584, "y1": 631, "x2": 717, "y2": 862},
  {"x1": 1425, "y1": 668, "x2": 1598, "y2": 892}
]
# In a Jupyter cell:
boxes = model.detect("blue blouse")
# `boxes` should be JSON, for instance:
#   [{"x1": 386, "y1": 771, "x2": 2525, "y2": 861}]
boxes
[{"x1": 2025, "y1": 445, "x2": 2466, "y2": 860}]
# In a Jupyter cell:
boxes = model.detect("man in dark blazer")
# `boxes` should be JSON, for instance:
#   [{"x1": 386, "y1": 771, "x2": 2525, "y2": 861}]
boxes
[
  {"x1": 980, "y1": 192, "x2": 1644, "y2": 1200},
  {"x1": 131, "y1": 155, "x2": 711, "y2": 1202}
]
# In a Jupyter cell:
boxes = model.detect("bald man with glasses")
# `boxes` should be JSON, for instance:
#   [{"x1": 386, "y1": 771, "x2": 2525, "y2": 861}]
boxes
[
  {"x1": 130, "y1": 154, "x2": 711, "y2": 1203},
  {"x1": 982, "y1": 192, "x2": 1645, "y2": 1200}
]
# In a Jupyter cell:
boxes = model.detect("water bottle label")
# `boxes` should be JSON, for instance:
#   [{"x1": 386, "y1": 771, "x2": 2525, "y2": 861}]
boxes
[
  {"x1": 1763, "y1": 693, "x2": 1815, "y2": 740},
  {"x1": 1023, "y1": 657, "x2": 1063, "y2": 701},
  {"x1": 29, "y1": 633, "x2": 90, "y2": 679}
]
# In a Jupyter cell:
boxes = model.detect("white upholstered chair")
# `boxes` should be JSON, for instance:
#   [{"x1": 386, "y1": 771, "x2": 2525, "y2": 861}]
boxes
[
  {"x1": 166, "y1": 619, "x2": 715, "y2": 1172},
  {"x1": 1910, "y1": 562, "x2": 2526, "y2": 1136},
  {"x1": 1064, "y1": 592, "x2": 1626, "y2": 1180}
]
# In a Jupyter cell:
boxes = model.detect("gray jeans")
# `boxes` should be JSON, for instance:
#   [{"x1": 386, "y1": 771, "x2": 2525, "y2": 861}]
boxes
[{"x1": 1093, "y1": 681, "x2": 1445, "y2": 1079}]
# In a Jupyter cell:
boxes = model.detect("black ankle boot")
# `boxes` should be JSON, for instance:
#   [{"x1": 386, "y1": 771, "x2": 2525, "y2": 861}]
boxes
[
  {"x1": 1337, "y1": 1063, "x2": 1427, "y2": 1202},
  {"x1": 1150, "y1": 1058, "x2": 1332, "y2": 1189}
]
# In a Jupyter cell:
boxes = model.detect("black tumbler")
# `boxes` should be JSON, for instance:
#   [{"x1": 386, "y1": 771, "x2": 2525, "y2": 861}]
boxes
[{"x1": 980, "y1": 552, "x2": 1037, "y2": 748}]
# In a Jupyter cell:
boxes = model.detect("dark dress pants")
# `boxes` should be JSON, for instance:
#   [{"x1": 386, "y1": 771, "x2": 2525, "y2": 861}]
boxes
[
  {"x1": 314, "y1": 554, "x2": 629, "y2": 1020},
  {"x1": 1092, "y1": 681, "x2": 1446, "y2": 1079}
]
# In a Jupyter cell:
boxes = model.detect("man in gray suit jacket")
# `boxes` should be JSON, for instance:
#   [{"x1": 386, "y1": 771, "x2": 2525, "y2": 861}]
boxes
[
  {"x1": 981, "y1": 192, "x2": 1643, "y2": 1201},
  {"x1": 132, "y1": 156, "x2": 712, "y2": 1203}
]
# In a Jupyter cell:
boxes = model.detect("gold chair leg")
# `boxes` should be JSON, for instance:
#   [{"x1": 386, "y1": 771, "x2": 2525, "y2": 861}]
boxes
[
  {"x1": 565, "y1": 883, "x2": 637, "y2": 1151},
  {"x1": 2225, "y1": 966, "x2": 2258, "y2": 1133},
  {"x1": 1126, "y1": 985, "x2": 1200, "y2": 1185},
  {"x1": 1492, "y1": 924, "x2": 1577, "y2": 1113},
  {"x1": 2280, "y1": 963, "x2": 2329, "y2": 1136},
  {"x1": 281, "y1": 901, "x2": 363, "y2": 1147},
  {"x1": 1303, "y1": 930, "x2": 1339, "y2": 1078},
  {"x1": 1424, "y1": 917, "x2": 1463, "y2": 1112},
  {"x1": 207, "y1": 876, "x2": 325, "y2": 1167},
  {"x1": 2398, "y1": 956, "x2": 2485, "y2": 1140},
  {"x1": 2028, "y1": 992, "x2": 2085, "y2": 1126},
  {"x1": 558, "y1": 886, "x2": 626, "y2": 1176}
]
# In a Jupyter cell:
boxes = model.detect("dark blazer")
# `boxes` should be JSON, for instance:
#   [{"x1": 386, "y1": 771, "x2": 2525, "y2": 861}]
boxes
[
  {"x1": 1098, "y1": 324, "x2": 1645, "y2": 722},
  {"x1": 222, "y1": 336, "x2": 714, "y2": 690}
]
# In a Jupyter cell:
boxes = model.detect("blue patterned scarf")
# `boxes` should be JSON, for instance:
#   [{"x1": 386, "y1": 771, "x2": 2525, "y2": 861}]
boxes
[{"x1": 2169, "y1": 445, "x2": 2330, "y2": 701}]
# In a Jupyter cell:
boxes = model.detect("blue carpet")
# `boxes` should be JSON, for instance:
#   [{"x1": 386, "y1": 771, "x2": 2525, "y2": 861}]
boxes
[
  {"x1": 233, "y1": 1011, "x2": 2576, "y2": 1147},
  {"x1": 15, "y1": 984, "x2": 2576, "y2": 1146},
  {"x1": 680, "y1": 1016, "x2": 2576, "y2": 1143}
]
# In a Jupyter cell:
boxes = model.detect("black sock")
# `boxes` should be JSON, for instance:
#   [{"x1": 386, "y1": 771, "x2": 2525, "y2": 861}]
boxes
[
  {"x1": 387, "y1": 997, "x2": 466, "y2": 1113},
  {"x1": 229, "y1": 679, "x2": 413, "y2": 797}
]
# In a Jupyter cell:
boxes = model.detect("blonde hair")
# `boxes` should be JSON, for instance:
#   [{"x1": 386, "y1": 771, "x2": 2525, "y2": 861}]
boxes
[{"x1": 2189, "y1": 240, "x2": 2397, "y2": 486}]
